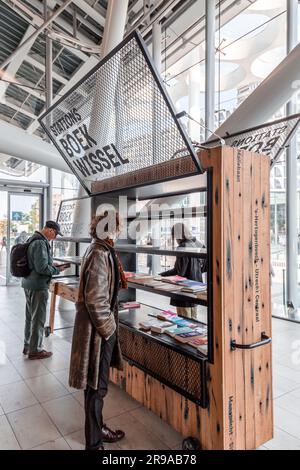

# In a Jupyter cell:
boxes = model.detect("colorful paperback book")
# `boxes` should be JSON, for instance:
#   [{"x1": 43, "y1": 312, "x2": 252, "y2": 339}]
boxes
[
  {"x1": 120, "y1": 302, "x2": 141, "y2": 309},
  {"x1": 169, "y1": 317, "x2": 197, "y2": 328},
  {"x1": 143, "y1": 280, "x2": 165, "y2": 287},
  {"x1": 177, "y1": 280, "x2": 207, "y2": 292},
  {"x1": 151, "y1": 321, "x2": 174, "y2": 333},
  {"x1": 139, "y1": 319, "x2": 173, "y2": 332},
  {"x1": 124, "y1": 271, "x2": 136, "y2": 279},
  {"x1": 156, "y1": 310, "x2": 178, "y2": 321},
  {"x1": 197, "y1": 344, "x2": 208, "y2": 355},
  {"x1": 163, "y1": 325, "x2": 179, "y2": 336},
  {"x1": 196, "y1": 291, "x2": 207, "y2": 299},
  {"x1": 174, "y1": 330, "x2": 207, "y2": 344},
  {"x1": 130, "y1": 276, "x2": 154, "y2": 285},
  {"x1": 154, "y1": 283, "x2": 179, "y2": 291},
  {"x1": 164, "y1": 326, "x2": 194, "y2": 337},
  {"x1": 188, "y1": 336, "x2": 208, "y2": 348}
]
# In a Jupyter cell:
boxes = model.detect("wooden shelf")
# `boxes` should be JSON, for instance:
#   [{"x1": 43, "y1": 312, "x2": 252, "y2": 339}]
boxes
[
  {"x1": 116, "y1": 244, "x2": 207, "y2": 258},
  {"x1": 119, "y1": 303, "x2": 207, "y2": 361}
]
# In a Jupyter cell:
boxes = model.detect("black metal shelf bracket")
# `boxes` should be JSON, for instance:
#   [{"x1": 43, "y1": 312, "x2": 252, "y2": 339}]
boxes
[{"x1": 230, "y1": 332, "x2": 271, "y2": 351}]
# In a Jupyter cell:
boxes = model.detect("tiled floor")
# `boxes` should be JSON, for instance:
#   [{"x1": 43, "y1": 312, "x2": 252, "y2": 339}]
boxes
[{"x1": 1, "y1": 286, "x2": 300, "y2": 450}]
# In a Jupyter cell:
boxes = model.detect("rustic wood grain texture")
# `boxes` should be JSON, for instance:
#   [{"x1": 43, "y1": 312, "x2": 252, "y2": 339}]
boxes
[{"x1": 232, "y1": 148, "x2": 246, "y2": 449}]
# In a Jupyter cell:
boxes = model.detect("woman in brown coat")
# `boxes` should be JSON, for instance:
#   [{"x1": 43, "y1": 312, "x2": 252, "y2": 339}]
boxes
[{"x1": 69, "y1": 211, "x2": 126, "y2": 450}]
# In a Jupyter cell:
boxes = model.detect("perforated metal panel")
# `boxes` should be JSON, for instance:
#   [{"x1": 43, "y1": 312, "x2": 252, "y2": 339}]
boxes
[
  {"x1": 39, "y1": 31, "x2": 200, "y2": 194},
  {"x1": 119, "y1": 325, "x2": 208, "y2": 408}
]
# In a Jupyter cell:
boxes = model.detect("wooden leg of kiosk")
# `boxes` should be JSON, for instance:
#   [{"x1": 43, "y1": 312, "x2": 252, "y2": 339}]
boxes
[{"x1": 49, "y1": 283, "x2": 57, "y2": 334}]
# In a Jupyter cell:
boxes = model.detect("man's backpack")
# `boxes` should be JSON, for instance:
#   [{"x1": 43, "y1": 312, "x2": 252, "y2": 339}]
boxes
[{"x1": 10, "y1": 234, "x2": 45, "y2": 278}]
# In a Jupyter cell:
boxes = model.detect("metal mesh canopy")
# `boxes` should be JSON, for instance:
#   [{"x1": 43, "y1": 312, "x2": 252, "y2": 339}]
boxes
[
  {"x1": 56, "y1": 197, "x2": 91, "y2": 238},
  {"x1": 205, "y1": 114, "x2": 300, "y2": 167},
  {"x1": 39, "y1": 31, "x2": 200, "y2": 194}
]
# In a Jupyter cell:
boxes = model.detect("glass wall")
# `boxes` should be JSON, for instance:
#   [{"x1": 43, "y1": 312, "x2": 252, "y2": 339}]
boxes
[{"x1": 164, "y1": 0, "x2": 299, "y2": 312}]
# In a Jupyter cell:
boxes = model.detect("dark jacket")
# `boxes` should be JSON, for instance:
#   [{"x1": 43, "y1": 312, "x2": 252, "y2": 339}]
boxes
[
  {"x1": 21, "y1": 231, "x2": 60, "y2": 291},
  {"x1": 69, "y1": 239, "x2": 123, "y2": 390},
  {"x1": 161, "y1": 237, "x2": 207, "y2": 307}
]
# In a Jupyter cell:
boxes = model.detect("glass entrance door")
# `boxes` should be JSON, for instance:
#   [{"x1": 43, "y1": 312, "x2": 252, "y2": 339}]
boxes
[{"x1": 6, "y1": 192, "x2": 42, "y2": 285}]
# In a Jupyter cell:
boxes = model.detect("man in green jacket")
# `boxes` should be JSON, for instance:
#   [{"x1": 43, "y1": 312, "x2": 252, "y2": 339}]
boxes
[{"x1": 22, "y1": 221, "x2": 67, "y2": 360}]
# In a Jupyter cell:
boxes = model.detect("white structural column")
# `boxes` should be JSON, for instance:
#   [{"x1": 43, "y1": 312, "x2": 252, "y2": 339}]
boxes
[
  {"x1": 205, "y1": 0, "x2": 216, "y2": 140},
  {"x1": 188, "y1": 59, "x2": 201, "y2": 142},
  {"x1": 88, "y1": 0, "x2": 129, "y2": 156},
  {"x1": 0, "y1": 121, "x2": 69, "y2": 172},
  {"x1": 286, "y1": 0, "x2": 299, "y2": 308}
]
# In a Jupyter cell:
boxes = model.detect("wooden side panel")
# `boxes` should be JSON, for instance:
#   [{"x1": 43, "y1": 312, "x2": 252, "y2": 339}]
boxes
[
  {"x1": 254, "y1": 155, "x2": 273, "y2": 446},
  {"x1": 232, "y1": 148, "x2": 246, "y2": 449},
  {"x1": 198, "y1": 147, "x2": 273, "y2": 449},
  {"x1": 222, "y1": 147, "x2": 236, "y2": 450},
  {"x1": 199, "y1": 148, "x2": 226, "y2": 449}
]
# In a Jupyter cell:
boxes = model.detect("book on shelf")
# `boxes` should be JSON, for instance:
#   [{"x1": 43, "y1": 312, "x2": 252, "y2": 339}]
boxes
[
  {"x1": 195, "y1": 291, "x2": 207, "y2": 300},
  {"x1": 197, "y1": 344, "x2": 208, "y2": 355},
  {"x1": 178, "y1": 280, "x2": 207, "y2": 292},
  {"x1": 174, "y1": 329, "x2": 207, "y2": 344},
  {"x1": 156, "y1": 310, "x2": 177, "y2": 321},
  {"x1": 124, "y1": 271, "x2": 136, "y2": 279},
  {"x1": 129, "y1": 276, "x2": 154, "y2": 285},
  {"x1": 138, "y1": 319, "x2": 173, "y2": 333},
  {"x1": 160, "y1": 275, "x2": 187, "y2": 284},
  {"x1": 154, "y1": 283, "x2": 183, "y2": 291},
  {"x1": 168, "y1": 317, "x2": 197, "y2": 328},
  {"x1": 187, "y1": 336, "x2": 208, "y2": 348},
  {"x1": 164, "y1": 326, "x2": 194, "y2": 337},
  {"x1": 142, "y1": 280, "x2": 166, "y2": 288}
]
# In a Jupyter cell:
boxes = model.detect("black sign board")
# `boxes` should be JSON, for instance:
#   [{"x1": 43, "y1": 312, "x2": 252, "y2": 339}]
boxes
[
  {"x1": 39, "y1": 31, "x2": 201, "y2": 195},
  {"x1": 205, "y1": 114, "x2": 300, "y2": 167}
]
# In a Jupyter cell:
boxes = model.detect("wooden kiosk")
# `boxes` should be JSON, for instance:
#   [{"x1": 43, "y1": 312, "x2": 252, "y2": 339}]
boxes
[{"x1": 40, "y1": 31, "x2": 273, "y2": 450}]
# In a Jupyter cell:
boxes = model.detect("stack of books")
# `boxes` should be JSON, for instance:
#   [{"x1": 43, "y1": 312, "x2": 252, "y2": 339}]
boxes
[
  {"x1": 128, "y1": 273, "x2": 207, "y2": 298},
  {"x1": 139, "y1": 319, "x2": 173, "y2": 333},
  {"x1": 140, "y1": 309, "x2": 208, "y2": 354}
]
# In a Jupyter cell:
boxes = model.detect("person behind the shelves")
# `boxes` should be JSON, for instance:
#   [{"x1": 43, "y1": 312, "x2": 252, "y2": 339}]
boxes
[
  {"x1": 159, "y1": 222, "x2": 207, "y2": 320},
  {"x1": 146, "y1": 235, "x2": 153, "y2": 274},
  {"x1": 69, "y1": 211, "x2": 126, "y2": 451}
]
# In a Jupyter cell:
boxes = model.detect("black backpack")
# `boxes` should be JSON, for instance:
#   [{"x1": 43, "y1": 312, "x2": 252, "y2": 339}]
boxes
[{"x1": 10, "y1": 233, "x2": 45, "y2": 278}]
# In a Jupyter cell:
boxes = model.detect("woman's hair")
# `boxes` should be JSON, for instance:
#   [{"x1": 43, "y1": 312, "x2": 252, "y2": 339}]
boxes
[
  {"x1": 171, "y1": 223, "x2": 193, "y2": 242},
  {"x1": 90, "y1": 210, "x2": 120, "y2": 239}
]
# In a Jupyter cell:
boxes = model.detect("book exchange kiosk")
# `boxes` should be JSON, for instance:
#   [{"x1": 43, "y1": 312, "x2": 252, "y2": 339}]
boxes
[{"x1": 0, "y1": 0, "x2": 300, "y2": 453}]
